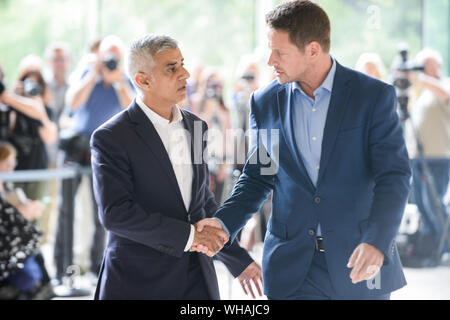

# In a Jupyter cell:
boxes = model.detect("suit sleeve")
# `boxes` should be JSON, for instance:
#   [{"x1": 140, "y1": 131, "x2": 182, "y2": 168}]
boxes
[
  {"x1": 214, "y1": 93, "x2": 275, "y2": 245},
  {"x1": 90, "y1": 127, "x2": 191, "y2": 258},
  {"x1": 361, "y1": 84, "x2": 412, "y2": 264}
]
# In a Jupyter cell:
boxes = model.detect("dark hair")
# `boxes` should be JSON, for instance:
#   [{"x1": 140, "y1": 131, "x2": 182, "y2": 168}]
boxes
[
  {"x1": 265, "y1": 0, "x2": 331, "y2": 53},
  {"x1": 18, "y1": 70, "x2": 47, "y2": 97},
  {"x1": 90, "y1": 37, "x2": 103, "y2": 53},
  {"x1": 0, "y1": 141, "x2": 17, "y2": 162},
  {"x1": 0, "y1": 64, "x2": 4, "y2": 81}
]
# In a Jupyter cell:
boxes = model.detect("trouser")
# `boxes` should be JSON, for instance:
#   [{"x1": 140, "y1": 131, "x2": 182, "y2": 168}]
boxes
[
  {"x1": 411, "y1": 159, "x2": 450, "y2": 251},
  {"x1": 269, "y1": 249, "x2": 391, "y2": 300},
  {"x1": 53, "y1": 167, "x2": 106, "y2": 280},
  {"x1": 183, "y1": 253, "x2": 212, "y2": 300}
]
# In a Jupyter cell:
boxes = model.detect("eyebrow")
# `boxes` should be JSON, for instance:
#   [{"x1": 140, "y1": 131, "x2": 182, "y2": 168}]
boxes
[{"x1": 165, "y1": 58, "x2": 184, "y2": 67}]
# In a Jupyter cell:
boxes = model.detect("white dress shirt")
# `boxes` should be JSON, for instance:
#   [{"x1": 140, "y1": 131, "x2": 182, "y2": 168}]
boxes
[{"x1": 136, "y1": 97, "x2": 195, "y2": 251}]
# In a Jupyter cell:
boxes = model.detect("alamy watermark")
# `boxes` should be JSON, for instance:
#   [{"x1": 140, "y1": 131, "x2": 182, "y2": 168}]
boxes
[{"x1": 168, "y1": 120, "x2": 279, "y2": 176}]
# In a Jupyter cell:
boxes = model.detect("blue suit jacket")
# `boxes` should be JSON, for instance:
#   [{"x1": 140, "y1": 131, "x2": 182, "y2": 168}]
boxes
[
  {"x1": 215, "y1": 62, "x2": 411, "y2": 299},
  {"x1": 90, "y1": 100, "x2": 253, "y2": 300}
]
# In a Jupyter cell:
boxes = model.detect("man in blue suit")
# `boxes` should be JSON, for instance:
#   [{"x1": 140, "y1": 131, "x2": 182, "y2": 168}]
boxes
[
  {"x1": 90, "y1": 34, "x2": 262, "y2": 299},
  {"x1": 196, "y1": 0, "x2": 411, "y2": 300}
]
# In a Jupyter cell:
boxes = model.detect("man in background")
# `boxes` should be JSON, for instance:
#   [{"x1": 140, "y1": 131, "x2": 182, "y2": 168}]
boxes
[
  {"x1": 407, "y1": 48, "x2": 450, "y2": 261},
  {"x1": 54, "y1": 35, "x2": 134, "y2": 284}
]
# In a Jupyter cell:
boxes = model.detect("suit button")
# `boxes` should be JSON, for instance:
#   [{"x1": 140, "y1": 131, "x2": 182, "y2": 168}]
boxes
[
  {"x1": 308, "y1": 229, "x2": 316, "y2": 236},
  {"x1": 314, "y1": 197, "x2": 321, "y2": 204}
]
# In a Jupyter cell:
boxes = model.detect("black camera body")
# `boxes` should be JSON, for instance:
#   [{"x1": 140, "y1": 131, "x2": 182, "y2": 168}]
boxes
[
  {"x1": 103, "y1": 54, "x2": 119, "y2": 71},
  {"x1": 23, "y1": 78, "x2": 43, "y2": 97},
  {"x1": 241, "y1": 73, "x2": 255, "y2": 82},
  {"x1": 59, "y1": 129, "x2": 91, "y2": 165},
  {"x1": 205, "y1": 78, "x2": 223, "y2": 102},
  {"x1": 392, "y1": 46, "x2": 425, "y2": 121},
  {"x1": 0, "y1": 79, "x2": 5, "y2": 96}
]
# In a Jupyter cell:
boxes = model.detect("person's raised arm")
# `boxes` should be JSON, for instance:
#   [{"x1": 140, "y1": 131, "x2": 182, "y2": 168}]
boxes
[{"x1": 66, "y1": 59, "x2": 102, "y2": 111}]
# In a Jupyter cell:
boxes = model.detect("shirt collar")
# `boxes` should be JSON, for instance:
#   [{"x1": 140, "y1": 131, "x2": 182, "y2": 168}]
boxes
[
  {"x1": 136, "y1": 96, "x2": 183, "y2": 126},
  {"x1": 292, "y1": 55, "x2": 336, "y2": 96}
]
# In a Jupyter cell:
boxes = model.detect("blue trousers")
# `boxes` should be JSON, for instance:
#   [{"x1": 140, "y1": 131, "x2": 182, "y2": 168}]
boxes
[
  {"x1": 270, "y1": 250, "x2": 390, "y2": 300},
  {"x1": 411, "y1": 159, "x2": 450, "y2": 251}
]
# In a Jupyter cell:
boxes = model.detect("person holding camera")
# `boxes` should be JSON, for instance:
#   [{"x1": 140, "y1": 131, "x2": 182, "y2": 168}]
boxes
[
  {"x1": 193, "y1": 69, "x2": 232, "y2": 205},
  {"x1": 0, "y1": 60, "x2": 57, "y2": 204},
  {"x1": 54, "y1": 35, "x2": 134, "y2": 284},
  {"x1": 406, "y1": 48, "x2": 450, "y2": 258}
]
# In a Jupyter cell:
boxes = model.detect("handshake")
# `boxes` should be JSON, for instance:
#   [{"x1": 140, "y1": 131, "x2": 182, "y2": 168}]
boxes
[{"x1": 190, "y1": 218, "x2": 229, "y2": 257}]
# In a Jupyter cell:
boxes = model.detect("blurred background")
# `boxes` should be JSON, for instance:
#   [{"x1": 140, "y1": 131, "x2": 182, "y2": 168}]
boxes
[{"x1": 0, "y1": 0, "x2": 449, "y2": 300}]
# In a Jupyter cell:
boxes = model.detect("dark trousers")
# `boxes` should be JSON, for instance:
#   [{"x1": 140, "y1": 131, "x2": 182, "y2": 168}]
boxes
[
  {"x1": 54, "y1": 167, "x2": 106, "y2": 280},
  {"x1": 269, "y1": 250, "x2": 390, "y2": 300},
  {"x1": 183, "y1": 253, "x2": 212, "y2": 300}
]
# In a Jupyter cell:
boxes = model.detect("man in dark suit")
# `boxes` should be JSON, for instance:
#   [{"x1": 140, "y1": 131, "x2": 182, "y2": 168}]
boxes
[
  {"x1": 90, "y1": 34, "x2": 262, "y2": 300},
  {"x1": 196, "y1": 0, "x2": 411, "y2": 300}
]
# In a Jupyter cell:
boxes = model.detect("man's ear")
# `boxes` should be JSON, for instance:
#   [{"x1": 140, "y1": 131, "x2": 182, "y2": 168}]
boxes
[
  {"x1": 307, "y1": 41, "x2": 321, "y2": 59},
  {"x1": 135, "y1": 72, "x2": 152, "y2": 91}
]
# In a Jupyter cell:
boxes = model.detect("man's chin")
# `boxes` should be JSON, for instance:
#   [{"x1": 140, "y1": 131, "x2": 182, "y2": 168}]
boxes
[
  {"x1": 275, "y1": 76, "x2": 289, "y2": 85},
  {"x1": 173, "y1": 92, "x2": 187, "y2": 105}
]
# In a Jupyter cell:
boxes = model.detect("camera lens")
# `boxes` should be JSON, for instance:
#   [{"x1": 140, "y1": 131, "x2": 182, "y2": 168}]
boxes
[
  {"x1": 23, "y1": 78, "x2": 43, "y2": 97},
  {"x1": 103, "y1": 54, "x2": 119, "y2": 71}
]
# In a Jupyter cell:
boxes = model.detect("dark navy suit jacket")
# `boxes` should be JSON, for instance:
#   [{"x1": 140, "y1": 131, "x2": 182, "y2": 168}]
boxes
[
  {"x1": 215, "y1": 62, "x2": 411, "y2": 299},
  {"x1": 90, "y1": 100, "x2": 253, "y2": 300}
]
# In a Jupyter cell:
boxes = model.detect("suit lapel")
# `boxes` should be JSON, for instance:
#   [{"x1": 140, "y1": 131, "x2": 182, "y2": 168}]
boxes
[
  {"x1": 316, "y1": 63, "x2": 354, "y2": 186},
  {"x1": 277, "y1": 86, "x2": 316, "y2": 192},
  {"x1": 180, "y1": 109, "x2": 200, "y2": 213},
  {"x1": 127, "y1": 101, "x2": 186, "y2": 211}
]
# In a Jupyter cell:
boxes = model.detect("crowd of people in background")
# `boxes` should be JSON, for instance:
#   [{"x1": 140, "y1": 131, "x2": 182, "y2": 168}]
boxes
[{"x1": 0, "y1": 33, "x2": 449, "y2": 299}]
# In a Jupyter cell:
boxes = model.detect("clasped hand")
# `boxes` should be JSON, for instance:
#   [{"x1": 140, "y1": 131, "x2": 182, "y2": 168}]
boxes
[
  {"x1": 190, "y1": 219, "x2": 229, "y2": 257},
  {"x1": 190, "y1": 219, "x2": 264, "y2": 298}
]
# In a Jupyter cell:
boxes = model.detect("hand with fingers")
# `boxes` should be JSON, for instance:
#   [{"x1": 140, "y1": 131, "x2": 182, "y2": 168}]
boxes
[
  {"x1": 192, "y1": 218, "x2": 229, "y2": 257},
  {"x1": 237, "y1": 262, "x2": 263, "y2": 299},
  {"x1": 347, "y1": 243, "x2": 384, "y2": 284},
  {"x1": 195, "y1": 218, "x2": 224, "y2": 232},
  {"x1": 190, "y1": 224, "x2": 229, "y2": 257}
]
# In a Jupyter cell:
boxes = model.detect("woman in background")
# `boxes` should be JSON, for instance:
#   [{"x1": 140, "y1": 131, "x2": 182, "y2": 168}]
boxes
[
  {"x1": 0, "y1": 141, "x2": 53, "y2": 299},
  {"x1": 1, "y1": 56, "x2": 57, "y2": 206}
]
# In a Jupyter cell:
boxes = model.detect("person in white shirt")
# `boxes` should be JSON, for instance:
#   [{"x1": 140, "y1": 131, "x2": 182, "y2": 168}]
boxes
[{"x1": 90, "y1": 34, "x2": 262, "y2": 300}]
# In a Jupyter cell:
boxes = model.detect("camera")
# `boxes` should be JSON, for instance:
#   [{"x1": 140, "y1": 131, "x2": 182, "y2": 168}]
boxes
[
  {"x1": 241, "y1": 73, "x2": 255, "y2": 82},
  {"x1": 23, "y1": 78, "x2": 43, "y2": 97},
  {"x1": 205, "y1": 78, "x2": 223, "y2": 102},
  {"x1": 103, "y1": 53, "x2": 119, "y2": 71},
  {"x1": 0, "y1": 80, "x2": 5, "y2": 96},
  {"x1": 59, "y1": 129, "x2": 91, "y2": 165},
  {"x1": 392, "y1": 44, "x2": 424, "y2": 121}
]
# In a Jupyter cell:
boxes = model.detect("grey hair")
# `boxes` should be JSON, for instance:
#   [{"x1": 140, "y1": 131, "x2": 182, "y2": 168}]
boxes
[
  {"x1": 415, "y1": 48, "x2": 443, "y2": 67},
  {"x1": 127, "y1": 34, "x2": 179, "y2": 92}
]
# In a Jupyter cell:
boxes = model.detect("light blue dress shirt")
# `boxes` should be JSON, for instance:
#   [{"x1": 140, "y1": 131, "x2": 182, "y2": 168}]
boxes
[
  {"x1": 216, "y1": 56, "x2": 336, "y2": 238},
  {"x1": 291, "y1": 56, "x2": 336, "y2": 236}
]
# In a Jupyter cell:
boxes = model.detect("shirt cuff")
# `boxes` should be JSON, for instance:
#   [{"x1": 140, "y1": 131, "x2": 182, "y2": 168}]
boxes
[
  {"x1": 213, "y1": 217, "x2": 230, "y2": 237},
  {"x1": 184, "y1": 224, "x2": 195, "y2": 252}
]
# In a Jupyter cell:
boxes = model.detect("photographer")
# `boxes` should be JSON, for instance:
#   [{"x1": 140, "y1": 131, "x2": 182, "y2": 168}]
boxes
[
  {"x1": 0, "y1": 61, "x2": 57, "y2": 204},
  {"x1": 193, "y1": 69, "x2": 231, "y2": 204},
  {"x1": 55, "y1": 35, "x2": 134, "y2": 284},
  {"x1": 406, "y1": 48, "x2": 450, "y2": 259}
]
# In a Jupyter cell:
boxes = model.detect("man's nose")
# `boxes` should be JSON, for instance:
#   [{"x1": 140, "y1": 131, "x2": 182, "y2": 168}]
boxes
[
  {"x1": 182, "y1": 67, "x2": 190, "y2": 80},
  {"x1": 267, "y1": 51, "x2": 275, "y2": 67}
]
